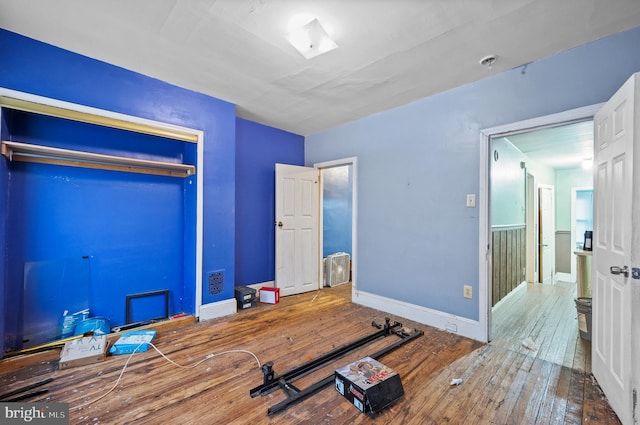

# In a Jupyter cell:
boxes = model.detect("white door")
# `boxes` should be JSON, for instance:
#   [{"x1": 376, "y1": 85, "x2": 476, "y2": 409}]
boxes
[
  {"x1": 538, "y1": 185, "x2": 555, "y2": 284},
  {"x1": 592, "y1": 73, "x2": 639, "y2": 425},
  {"x1": 275, "y1": 163, "x2": 320, "y2": 296}
]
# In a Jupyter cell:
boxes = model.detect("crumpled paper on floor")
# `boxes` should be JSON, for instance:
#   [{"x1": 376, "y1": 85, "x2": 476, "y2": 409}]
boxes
[{"x1": 522, "y1": 337, "x2": 538, "y2": 351}]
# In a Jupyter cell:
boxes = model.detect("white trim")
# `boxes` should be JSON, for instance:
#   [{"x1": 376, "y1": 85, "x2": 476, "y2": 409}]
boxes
[
  {"x1": 198, "y1": 299, "x2": 236, "y2": 321},
  {"x1": 353, "y1": 289, "x2": 484, "y2": 341},
  {"x1": 570, "y1": 186, "x2": 593, "y2": 283},
  {"x1": 0, "y1": 88, "x2": 205, "y2": 319},
  {"x1": 195, "y1": 125, "x2": 204, "y2": 318},
  {"x1": 479, "y1": 103, "x2": 604, "y2": 342},
  {"x1": 314, "y1": 157, "x2": 358, "y2": 294},
  {"x1": 556, "y1": 272, "x2": 572, "y2": 282},
  {"x1": 492, "y1": 224, "x2": 527, "y2": 229},
  {"x1": 525, "y1": 172, "x2": 537, "y2": 284},
  {"x1": 0, "y1": 88, "x2": 201, "y2": 141},
  {"x1": 491, "y1": 280, "x2": 527, "y2": 313},
  {"x1": 538, "y1": 183, "x2": 556, "y2": 284},
  {"x1": 246, "y1": 281, "x2": 275, "y2": 291},
  {"x1": 318, "y1": 169, "x2": 325, "y2": 289},
  {"x1": 479, "y1": 130, "x2": 490, "y2": 342}
]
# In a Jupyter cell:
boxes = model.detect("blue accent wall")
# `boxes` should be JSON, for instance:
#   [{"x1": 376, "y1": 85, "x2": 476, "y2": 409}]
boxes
[
  {"x1": 4, "y1": 112, "x2": 190, "y2": 345},
  {"x1": 235, "y1": 118, "x2": 304, "y2": 286},
  {"x1": 306, "y1": 26, "x2": 640, "y2": 322},
  {"x1": 0, "y1": 29, "x2": 236, "y2": 353},
  {"x1": 0, "y1": 109, "x2": 8, "y2": 354}
]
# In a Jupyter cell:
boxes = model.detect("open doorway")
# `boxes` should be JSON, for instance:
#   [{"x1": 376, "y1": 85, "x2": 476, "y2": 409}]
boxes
[
  {"x1": 480, "y1": 104, "x2": 600, "y2": 342},
  {"x1": 315, "y1": 157, "x2": 357, "y2": 296}
]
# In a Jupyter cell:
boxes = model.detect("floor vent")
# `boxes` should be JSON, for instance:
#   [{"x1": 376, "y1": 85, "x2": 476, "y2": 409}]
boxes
[{"x1": 208, "y1": 270, "x2": 224, "y2": 295}]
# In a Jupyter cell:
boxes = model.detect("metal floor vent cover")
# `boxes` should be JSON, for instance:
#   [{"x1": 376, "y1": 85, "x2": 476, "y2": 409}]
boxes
[{"x1": 208, "y1": 270, "x2": 224, "y2": 295}]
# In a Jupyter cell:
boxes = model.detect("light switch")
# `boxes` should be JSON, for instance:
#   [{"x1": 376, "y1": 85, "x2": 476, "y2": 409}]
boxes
[{"x1": 466, "y1": 194, "x2": 476, "y2": 208}]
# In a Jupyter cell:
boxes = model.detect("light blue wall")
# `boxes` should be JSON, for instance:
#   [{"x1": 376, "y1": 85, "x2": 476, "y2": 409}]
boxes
[
  {"x1": 305, "y1": 26, "x2": 640, "y2": 321},
  {"x1": 556, "y1": 167, "x2": 593, "y2": 231},
  {"x1": 490, "y1": 138, "x2": 527, "y2": 226},
  {"x1": 491, "y1": 136, "x2": 555, "y2": 227}
]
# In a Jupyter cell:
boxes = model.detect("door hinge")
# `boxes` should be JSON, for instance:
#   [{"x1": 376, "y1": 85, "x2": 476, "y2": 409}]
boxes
[{"x1": 633, "y1": 388, "x2": 638, "y2": 423}]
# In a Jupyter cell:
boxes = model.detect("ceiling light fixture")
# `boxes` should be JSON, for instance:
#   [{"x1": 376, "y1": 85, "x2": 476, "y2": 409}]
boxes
[
  {"x1": 479, "y1": 54, "x2": 498, "y2": 69},
  {"x1": 288, "y1": 18, "x2": 337, "y2": 59}
]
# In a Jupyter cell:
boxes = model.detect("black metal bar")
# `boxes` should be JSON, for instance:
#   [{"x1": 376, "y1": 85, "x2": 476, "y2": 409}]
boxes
[
  {"x1": 4, "y1": 389, "x2": 49, "y2": 402},
  {"x1": 265, "y1": 327, "x2": 424, "y2": 415},
  {"x1": 0, "y1": 377, "x2": 54, "y2": 401},
  {"x1": 369, "y1": 328, "x2": 425, "y2": 360},
  {"x1": 268, "y1": 375, "x2": 335, "y2": 415},
  {"x1": 250, "y1": 320, "x2": 401, "y2": 397}
]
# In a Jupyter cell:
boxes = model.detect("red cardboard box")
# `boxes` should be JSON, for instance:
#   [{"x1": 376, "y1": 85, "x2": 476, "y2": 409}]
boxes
[{"x1": 259, "y1": 287, "x2": 280, "y2": 304}]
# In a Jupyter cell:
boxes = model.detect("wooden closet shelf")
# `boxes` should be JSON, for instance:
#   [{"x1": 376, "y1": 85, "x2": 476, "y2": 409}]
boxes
[{"x1": 1, "y1": 141, "x2": 195, "y2": 178}]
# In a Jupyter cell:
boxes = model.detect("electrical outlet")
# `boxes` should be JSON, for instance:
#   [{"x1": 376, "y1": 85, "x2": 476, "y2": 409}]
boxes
[
  {"x1": 463, "y1": 285, "x2": 473, "y2": 299},
  {"x1": 466, "y1": 194, "x2": 476, "y2": 207}
]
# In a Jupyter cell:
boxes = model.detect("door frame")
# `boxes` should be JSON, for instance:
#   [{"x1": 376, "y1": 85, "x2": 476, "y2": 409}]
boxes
[
  {"x1": 525, "y1": 171, "x2": 538, "y2": 283},
  {"x1": 314, "y1": 157, "x2": 358, "y2": 293},
  {"x1": 0, "y1": 87, "x2": 206, "y2": 318},
  {"x1": 538, "y1": 184, "x2": 556, "y2": 284},
  {"x1": 479, "y1": 103, "x2": 603, "y2": 341},
  {"x1": 570, "y1": 186, "x2": 593, "y2": 282}
]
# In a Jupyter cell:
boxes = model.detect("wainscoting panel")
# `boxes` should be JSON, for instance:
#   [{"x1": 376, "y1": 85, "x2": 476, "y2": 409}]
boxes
[{"x1": 492, "y1": 226, "x2": 526, "y2": 306}]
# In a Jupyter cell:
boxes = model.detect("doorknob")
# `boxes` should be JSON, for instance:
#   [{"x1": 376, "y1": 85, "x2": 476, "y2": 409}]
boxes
[
  {"x1": 610, "y1": 265, "x2": 629, "y2": 278},
  {"x1": 276, "y1": 221, "x2": 283, "y2": 228}
]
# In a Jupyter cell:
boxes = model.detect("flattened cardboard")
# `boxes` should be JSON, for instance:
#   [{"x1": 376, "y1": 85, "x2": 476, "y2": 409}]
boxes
[{"x1": 59, "y1": 335, "x2": 108, "y2": 369}]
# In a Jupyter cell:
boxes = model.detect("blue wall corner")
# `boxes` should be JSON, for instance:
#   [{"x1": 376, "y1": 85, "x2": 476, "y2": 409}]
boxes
[
  {"x1": 235, "y1": 118, "x2": 304, "y2": 286},
  {"x1": 0, "y1": 110, "x2": 7, "y2": 355},
  {"x1": 0, "y1": 28, "x2": 237, "y2": 351}
]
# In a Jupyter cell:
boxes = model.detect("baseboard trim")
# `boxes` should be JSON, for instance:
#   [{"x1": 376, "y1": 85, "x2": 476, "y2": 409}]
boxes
[
  {"x1": 246, "y1": 281, "x2": 274, "y2": 291},
  {"x1": 492, "y1": 280, "x2": 527, "y2": 312},
  {"x1": 352, "y1": 289, "x2": 485, "y2": 342},
  {"x1": 198, "y1": 299, "x2": 236, "y2": 321},
  {"x1": 556, "y1": 272, "x2": 573, "y2": 283}
]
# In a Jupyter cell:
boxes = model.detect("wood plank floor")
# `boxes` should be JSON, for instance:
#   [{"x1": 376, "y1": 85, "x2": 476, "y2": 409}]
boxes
[{"x1": 0, "y1": 281, "x2": 621, "y2": 424}]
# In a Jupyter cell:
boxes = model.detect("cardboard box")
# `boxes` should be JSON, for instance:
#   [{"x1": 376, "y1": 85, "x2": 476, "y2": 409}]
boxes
[
  {"x1": 235, "y1": 286, "x2": 257, "y2": 309},
  {"x1": 259, "y1": 287, "x2": 280, "y2": 304},
  {"x1": 334, "y1": 357, "x2": 404, "y2": 414},
  {"x1": 235, "y1": 286, "x2": 257, "y2": 302},
  {"x1": 237, "y1": 299, "x2": 257, "y2": 310},
  {"x1": 59, "y1": 335, "x2": 108, "y2": 369},
  {"x1": 109, "y1": 330, "x2": 157, "y2": 355}
]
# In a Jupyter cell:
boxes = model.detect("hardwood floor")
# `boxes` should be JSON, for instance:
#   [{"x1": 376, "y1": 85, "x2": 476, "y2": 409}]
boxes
[{"x1": 0, "y1": 281, "x2": 621, "y2": 424}]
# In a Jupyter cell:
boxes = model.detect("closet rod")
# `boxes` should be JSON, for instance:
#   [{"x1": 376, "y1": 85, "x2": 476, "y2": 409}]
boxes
[{"x1": 2, "y1": 141, "x2": 195, "y2": 178}]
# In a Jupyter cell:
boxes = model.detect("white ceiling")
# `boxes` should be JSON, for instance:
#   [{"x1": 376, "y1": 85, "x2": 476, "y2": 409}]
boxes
[
  {"x1": 506, "y1": 120, "x2": 594, "y2": 170},
  {"x1": 1, "y1": 0, "x2": 639, "y2": 138}
]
